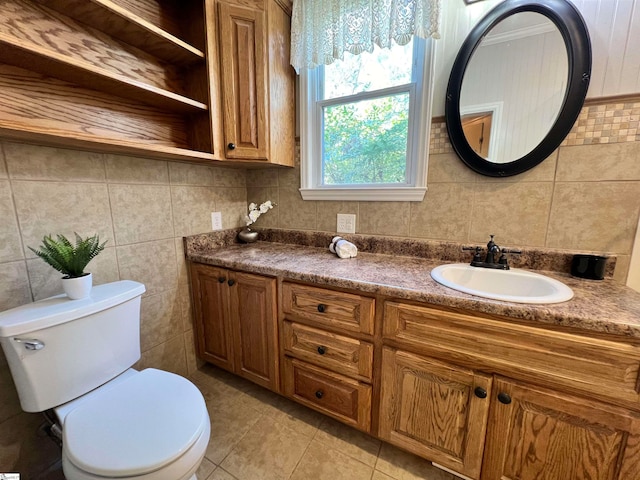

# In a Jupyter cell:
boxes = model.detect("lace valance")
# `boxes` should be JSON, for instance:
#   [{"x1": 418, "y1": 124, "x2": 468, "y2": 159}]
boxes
[{"x1": 290, "y1": 0, "x2": 441, "y2": 73}]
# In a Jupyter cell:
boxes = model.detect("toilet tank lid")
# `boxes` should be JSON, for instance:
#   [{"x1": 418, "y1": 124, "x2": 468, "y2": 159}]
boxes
[{"x1": 0, "y1": 281, "x2": 145, "y2": 337}]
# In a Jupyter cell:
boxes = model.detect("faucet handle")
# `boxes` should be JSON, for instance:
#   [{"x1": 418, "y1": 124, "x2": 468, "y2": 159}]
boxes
[
  {"x1": 498, "y1": 248, "x2": 522, "y2": 269},
  {"x1": 463, "y1": 246, "x2": 483, "y2": 264},
  {"x1": 501, "y1": 248, "x2": 522, "y2": 254}
]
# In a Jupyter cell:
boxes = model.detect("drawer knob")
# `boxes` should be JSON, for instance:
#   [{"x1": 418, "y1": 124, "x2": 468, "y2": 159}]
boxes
[
  {"x1": 315, "y1": 390, "x2": 324, "y2": 399},
  {"x1": 497, "y1": 392, "x2": 512, "y2": 404},
  {"x1": 317, "y1": 346, "x2": 327, "y2": 355},
  {"x1": 474, "y1": 387, "x2": 487, "y2": 399},
  {"x1": 317, "y1": 304, "x2": 326, "y2": 313},
  {"x1": 218, "y1": 277, "x2": 226, "y2": 283},
  {"x1": 228, "y1": 142, "x2": 236, "y2": 150},
  {"x1": 227, "y1": 279, "x2": 235, "y2": 286}
]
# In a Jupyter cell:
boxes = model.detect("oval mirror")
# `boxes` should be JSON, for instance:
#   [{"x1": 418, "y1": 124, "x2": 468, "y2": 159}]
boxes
[{"x1": 445, "y1": 0, "x2": 591, "y2": 177}]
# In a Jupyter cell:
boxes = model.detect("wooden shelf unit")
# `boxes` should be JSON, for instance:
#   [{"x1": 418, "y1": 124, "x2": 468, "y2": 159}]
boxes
[{"x1": 0, "y1": 0, "x2": 213, "y2": 160}]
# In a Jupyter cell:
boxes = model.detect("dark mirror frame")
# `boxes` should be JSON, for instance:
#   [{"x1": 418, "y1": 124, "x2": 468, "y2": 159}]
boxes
[{"x1": 445, "y1": 0, "x2": 592, "y2": 177}]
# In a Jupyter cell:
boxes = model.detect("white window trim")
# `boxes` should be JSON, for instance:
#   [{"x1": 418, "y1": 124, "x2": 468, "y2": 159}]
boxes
[{"x1": 299, "y1": 38, "x2": 436, "y2": 202}]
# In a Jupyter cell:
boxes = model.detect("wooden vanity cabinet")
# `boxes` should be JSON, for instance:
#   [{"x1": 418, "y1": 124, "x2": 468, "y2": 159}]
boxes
[
  {"x1": 190, "y1": 262, "x2": 279, "y2": 391},
  {"x1": 280, "y1": 282, "x2": 375, "y2": 432},
  {"x1": 482, "y1": 377, "x2": 640, "y2": 480},
  {"x1": 380, "y1": 300, "x2": 640, "y2": 480},
  {"x1": 379, "y1": 347, "x2": 492, "y2": 479}
]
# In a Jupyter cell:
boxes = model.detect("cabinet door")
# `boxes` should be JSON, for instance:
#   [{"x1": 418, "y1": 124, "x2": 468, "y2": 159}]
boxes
[
  {"x1": 228, "y1": 271, "x2": 278, "y2": 391},
  {"x1": 190, "y1": 264, "x2": 235, "y2": 371},
  {"x1": 379, "y1": 348, "x2": 492, "y2": 480},
  {"x1": 218, "y1": 2, "x2": 268, "y2": 160},
  {"x1": 482, "y1": 377, "x2": 640, "y2": 480}
]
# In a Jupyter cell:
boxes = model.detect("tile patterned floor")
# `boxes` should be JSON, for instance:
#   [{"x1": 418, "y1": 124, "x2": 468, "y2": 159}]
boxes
[
  {"x1": 26, "y1": 364, "x2": 458, "y2": 480},
  {"x1": 192, "y1": 365, "x2": 458, "y2": 480}
]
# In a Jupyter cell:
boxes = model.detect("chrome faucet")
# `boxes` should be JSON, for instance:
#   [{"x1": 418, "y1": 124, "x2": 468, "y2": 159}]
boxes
[{"x1": 463, "y1": 235, "x2": 521, "y2": 270}]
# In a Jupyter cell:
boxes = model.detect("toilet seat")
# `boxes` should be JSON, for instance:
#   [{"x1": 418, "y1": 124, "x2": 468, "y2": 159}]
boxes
[{"x1": 61, "y1": 369, "x2": 209, "y2": 478}]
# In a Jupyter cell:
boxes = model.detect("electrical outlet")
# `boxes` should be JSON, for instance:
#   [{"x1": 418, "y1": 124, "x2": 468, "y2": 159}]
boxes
[
  {"x1": 337, "y1": 213, "x2": 356, "y2": 234},
  {"x1": 211, "y1": 212, "x2": 223, "y2": 230}
]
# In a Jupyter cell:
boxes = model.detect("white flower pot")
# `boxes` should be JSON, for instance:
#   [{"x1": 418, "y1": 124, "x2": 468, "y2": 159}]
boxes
[{"x1": 62, "y1": 273, "x2": 92, "y2": 300}]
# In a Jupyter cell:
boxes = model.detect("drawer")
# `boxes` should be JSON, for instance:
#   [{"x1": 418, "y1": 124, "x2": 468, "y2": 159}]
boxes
[
  {"x1": 383, "y1": 301, "x2": 640, "y2": 409},
  {"x1": 282, "y1": 357, "x2": 372, "y2": 432},
  {"x1": 283, "y1": 321, "x2": 374, "y2": 381},
  {"x1": 282, "y1": 282, "x2": 375, "y2": 335}
]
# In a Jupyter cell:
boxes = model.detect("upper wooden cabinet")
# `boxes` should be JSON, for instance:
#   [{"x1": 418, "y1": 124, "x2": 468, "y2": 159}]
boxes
[{"x1": 0, "y1": 0, "x2": 294, "y2": 166}]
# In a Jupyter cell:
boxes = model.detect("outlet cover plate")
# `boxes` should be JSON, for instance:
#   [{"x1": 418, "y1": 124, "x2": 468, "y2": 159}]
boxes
[
  {"x1": 211, "y1": 212, "x2": 223, "y2": 230},
  {"x1": 337, "y1": 214, "x2": 356, "y2": 234}
]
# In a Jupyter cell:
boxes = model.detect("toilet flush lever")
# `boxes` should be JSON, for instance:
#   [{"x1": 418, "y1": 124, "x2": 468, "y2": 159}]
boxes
[{"x1": 14, "y1": 338, "x2": 45, "y2": 350}]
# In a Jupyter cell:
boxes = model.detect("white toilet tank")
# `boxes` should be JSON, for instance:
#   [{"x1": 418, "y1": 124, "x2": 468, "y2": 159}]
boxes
[{"x1": 0, "y1": 281, "x2": 146, "y2": 412}]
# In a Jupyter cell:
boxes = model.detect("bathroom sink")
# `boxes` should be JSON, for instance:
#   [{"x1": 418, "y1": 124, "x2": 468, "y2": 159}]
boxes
[{"x1": 430, "y1": 263, "x2": 574, "y2": 304}]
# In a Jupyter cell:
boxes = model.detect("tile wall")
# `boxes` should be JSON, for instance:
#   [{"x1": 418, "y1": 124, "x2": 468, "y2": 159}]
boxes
[
  {"x1": 0, "y1": 142, "x2": 246, "y2": 474},
  {"x1": 248, "y1": 101, "x2": 640, "y2": 285}
]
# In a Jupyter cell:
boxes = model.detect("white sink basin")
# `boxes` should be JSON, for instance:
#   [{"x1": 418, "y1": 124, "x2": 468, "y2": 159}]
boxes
[{"x1": 430, "y1": 263, "x2": 574, "y2": 304}]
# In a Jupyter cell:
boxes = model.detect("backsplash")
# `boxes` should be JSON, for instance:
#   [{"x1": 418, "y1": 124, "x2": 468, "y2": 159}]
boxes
[{"x1": 186, "y1": 228, "x2": 616, "y2": 278}]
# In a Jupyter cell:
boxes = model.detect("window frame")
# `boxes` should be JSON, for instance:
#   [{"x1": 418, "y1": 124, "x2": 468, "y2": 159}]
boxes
[{"x1": 299, "y1": 37, "x2": 435, "y2": 201}]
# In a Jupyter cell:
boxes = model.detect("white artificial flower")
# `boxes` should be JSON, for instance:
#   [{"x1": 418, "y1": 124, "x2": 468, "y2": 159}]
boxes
[
  {"x1": 248, "y1": 203, "x2": 257, "y2": 210},
  {"x1": 249, "y1": 210, "x2": 260, "y2": 222}
]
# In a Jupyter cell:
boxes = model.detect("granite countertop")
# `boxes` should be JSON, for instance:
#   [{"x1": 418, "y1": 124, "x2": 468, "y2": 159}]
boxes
[{"x1": 185, "y1": 230, "x2": 640, "y2": 340}]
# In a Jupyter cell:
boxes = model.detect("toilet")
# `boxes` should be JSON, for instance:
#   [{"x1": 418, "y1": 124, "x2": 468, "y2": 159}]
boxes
[{"x1": 0, "y1": 280, "x2": 210, "y2": 480}]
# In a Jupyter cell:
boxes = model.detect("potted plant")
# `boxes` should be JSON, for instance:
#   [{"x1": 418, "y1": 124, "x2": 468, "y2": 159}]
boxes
[
  {"x1": 238, "y1": 200, "x2": 275, "y2": 243},
  {"x1": 29, "y1": 233, "x2": 107, "y2": 300}
]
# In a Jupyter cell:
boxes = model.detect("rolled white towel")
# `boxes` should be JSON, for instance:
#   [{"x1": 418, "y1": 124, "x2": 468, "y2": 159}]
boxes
[{"x1": 329, "y1": 236, "x2": 358, "y2": 259}]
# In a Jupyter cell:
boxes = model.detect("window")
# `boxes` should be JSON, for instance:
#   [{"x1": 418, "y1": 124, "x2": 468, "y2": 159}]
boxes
[{"x1": 299, "y1": 38, "x2": 435, "y2": 201}]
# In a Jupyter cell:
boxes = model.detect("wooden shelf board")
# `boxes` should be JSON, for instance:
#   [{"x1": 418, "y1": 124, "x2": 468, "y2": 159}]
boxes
[
  {"x1": 0, "y1": 125, "x2": 217, "y2": 162},
  {"x1": 36, "y1": 0, "x2": 204, "y2": 65},
  {"x1": 0, "y1": 35, "x2": 208, "y2": 114}
]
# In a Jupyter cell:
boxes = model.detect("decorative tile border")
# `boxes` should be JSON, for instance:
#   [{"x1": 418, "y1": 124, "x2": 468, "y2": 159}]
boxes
[{"x1": 430, "y1": 98, "x2": 640, "y2": 154}]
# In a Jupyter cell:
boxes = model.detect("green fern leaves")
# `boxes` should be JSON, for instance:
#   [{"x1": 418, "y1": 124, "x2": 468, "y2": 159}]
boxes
[{"x1": 29, "y1": 233, "x2": 107, "y2": 278}]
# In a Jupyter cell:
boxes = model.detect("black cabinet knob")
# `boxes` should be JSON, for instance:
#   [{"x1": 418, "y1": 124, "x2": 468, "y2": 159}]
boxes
[
  {"x1": 228, "y1": 143, "x2": 236, "y2": 150},
  {"x1": 497, "y1": 392, "x2": 512, "y2": 404},
  {"x1": 317, "y1": 346, "x2": 326, "y2": 355},
  {"x1": 227, "y1": 279, "x2": 235, "y2": 286},
  {"x1": 474, "y1": 387, "x2": 487, "y2": 399},
  {"x1": 218, "y1": 277, "x2": 226, "y2": 283},
  {"x1": 317, "y1": 304, "x2": 326, "y2": 313},
  {"x1": 315, "y1": 390, "x2": 324, "y2": 399}
]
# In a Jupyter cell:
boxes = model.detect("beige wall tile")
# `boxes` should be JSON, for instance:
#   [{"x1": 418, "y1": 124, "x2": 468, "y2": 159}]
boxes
[
  {"x1": 316, "y1": 201, "x2": 359, "y2": 233},
  {"x1": 359, "y1": 202, "x2": 411, "y2": 236},
  {"x1": 427, "y1": 152, "x2": 478, "y2": 183},
  {"x1": 246, "y1": 187, "x2": 279, "y2": 228},
  {"x1": 0, "y1": 146, "x2": 7, "y2": 179},
  {"x1": 117, "y1": 239, "x2": 177, "y2": 296},
  {"x1": 278, "y1": 187, "x2": 317, "y2": 230},
  {"x1": 140, "y1": 289, "x2": 183, "y2": 352},
  {"x1": 26, "y1": 246, "x2": 119, "y2": 300},
  {"x1": 136, "y1": 334, "x2": 187, "y2": 376},
  {"x1": 278, "y1": 163, "x2": 300, "y2": 189},
  {"x1": 175, "y1": 237, "x2": 188, "y2": 286},
  {"x1": 613, "y1": 254, "x2": 631, "y2": 284},
  {"x1": 0, "y1": 181, "x2": 23, "y2": 262},
  {"x1": 171, "y1": 186, "x2": 217, "y2": 237},
  {"x1": 13, "y1": 181, "x2": 114, "y2": 257},
  {"x1": 109, "y1": 184, "x2": 173, "y2": 245},
  {"x1": 3, "y1": 142, "x2": 105, "y2": 182},
  {"x1": 184, "y1": 329, "x2": 201, "y2": 376},
  {"x1": 0, "y1": 261, "x2": 32, "y2": 311},
  {"x1": 105, "y1": 155, "x2": 169, "y2": 184},
  {"x1": 246, "y1": 168, "x2": 279, "y2": 187},
  {"x1": 213, "y1": 166, "x2": 247, "y2": 187},
  {"x1": 469, "y1": 182, "x2": 553, "y2": 247},
  {"x1": 169, "y1": 162, "x2": 216, "y2": 186},
  {"x1": 0, "y1": 360, "x2": 21, "y2": 424},
  {"x1": 474, "y1": 151, "x2": 559, "y2": 183},
  {"x1": 177, "y1": 281, "x2": 193, "y2": 332},
  {"x1": 556, "y1": 142, "x2": 640, "y2": 181},
  {"x1": 410, "y1": 183, "x2": 474, "y2": 241},
  {"x1": 215, "y1": 187, "x2": 248, "y2": 229},
  {"x1": 547, "y1": 182, "x2": 640, "y2": 253}
]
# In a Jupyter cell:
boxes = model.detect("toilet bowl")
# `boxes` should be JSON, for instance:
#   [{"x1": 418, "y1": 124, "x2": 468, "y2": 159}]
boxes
[
  {"x1": 0, "y1": 281, "x2": 211, "y2": 479},
  {"x1": 58, "y1": 368, "x2": 210, "y2": 480}
]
